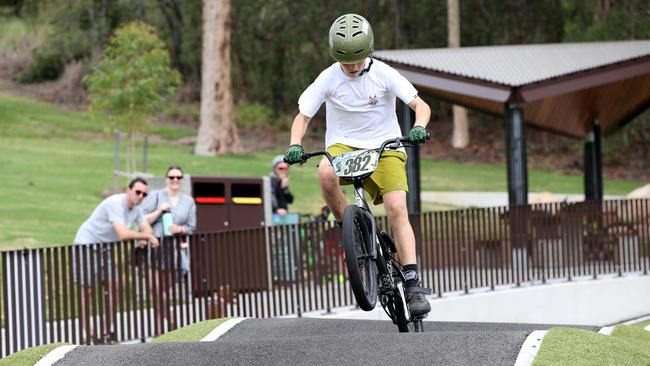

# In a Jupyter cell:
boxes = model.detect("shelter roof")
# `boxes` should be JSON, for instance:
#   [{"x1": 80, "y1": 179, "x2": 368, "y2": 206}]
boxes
[{"x1": 374, "y1": 40, "x2": 650, "y2": 138}]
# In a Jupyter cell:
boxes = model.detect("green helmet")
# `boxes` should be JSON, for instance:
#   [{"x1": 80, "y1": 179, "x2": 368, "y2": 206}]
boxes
[{"x1": 328, "y1": 14, "x2": 374, "y2": 64}]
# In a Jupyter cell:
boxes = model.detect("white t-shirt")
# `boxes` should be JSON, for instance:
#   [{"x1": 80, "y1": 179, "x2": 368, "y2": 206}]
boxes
[{"x1": 298, "y1": 58, "x2": 418, "y2": 149}]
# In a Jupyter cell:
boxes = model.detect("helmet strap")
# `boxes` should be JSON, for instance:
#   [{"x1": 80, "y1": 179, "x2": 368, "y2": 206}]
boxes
[{"x1": 358, "y1": 58, "x2": 374, "y2": 76}]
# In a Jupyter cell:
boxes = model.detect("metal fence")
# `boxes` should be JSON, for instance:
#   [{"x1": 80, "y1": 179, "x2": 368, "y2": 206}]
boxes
[{"x1": 1, "y1": 198, "x2": 649, "y2": 357}]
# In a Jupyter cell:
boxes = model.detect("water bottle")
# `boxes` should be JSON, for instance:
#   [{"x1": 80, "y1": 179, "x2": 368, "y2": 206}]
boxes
[{"x1": 161, "y1": 210, "x2": 173, "y2": 236}]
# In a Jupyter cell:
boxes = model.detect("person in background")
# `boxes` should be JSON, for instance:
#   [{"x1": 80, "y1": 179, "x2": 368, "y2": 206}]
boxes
[
  {"x1": 142, "y1": 165, "x2": 196, "y2": 332},
  {"x1": 270, "y1": 155, "x2": 294, "y2": 217},
  {"x1": 73, "y1": 177, "x2": 158, "y2": 342},
  {"x1": 143, "y1": 165, "x2": 196, "y2": 238},
  {"x1": 75, "y1": 177, "x2": 158, "y2": 246}
]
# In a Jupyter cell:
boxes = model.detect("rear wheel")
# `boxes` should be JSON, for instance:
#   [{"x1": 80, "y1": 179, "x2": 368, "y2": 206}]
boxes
[{"x1": 342, "y1": 205, "x2": 377, "y2": 311}]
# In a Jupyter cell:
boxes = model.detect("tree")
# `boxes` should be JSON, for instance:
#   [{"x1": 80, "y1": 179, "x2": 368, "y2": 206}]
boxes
[
  {"x1": 448, "y1": 0, "x2": 469, "y2": 149},
  {"x1": 85, "y1": 21, "x2": 181, "y2": 174},
  {"x1": 195, "y1": 0, "x2": 243, "y2": 156}
]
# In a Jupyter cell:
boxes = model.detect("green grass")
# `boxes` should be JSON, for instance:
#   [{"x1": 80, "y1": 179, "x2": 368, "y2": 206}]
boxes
[
  {"x1": 152, "y1": 318, "x2": 230, "y2": 343},
  {"x1": 533, "y1": 326, "x2": 650, "y2": 365},
  {"x1": 0, "y1": 91, "x2": 645, "y2": 249},
  {"x1": 633, "y1": 320, "x2": 650, "y2": 329},
  {"x1": 0, "y1": 342, "x2": 65, "y2": 366}
]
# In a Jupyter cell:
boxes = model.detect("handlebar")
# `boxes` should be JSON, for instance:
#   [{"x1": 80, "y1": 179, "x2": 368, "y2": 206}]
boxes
[{"x1": 285, "y1": 132, "x2": 430, "y2": 165}]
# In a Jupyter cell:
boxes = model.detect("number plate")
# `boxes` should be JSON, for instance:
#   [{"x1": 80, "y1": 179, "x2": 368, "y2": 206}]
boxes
[{"x1": 332, "y1": 149, "x2": 379, "y2": 179}]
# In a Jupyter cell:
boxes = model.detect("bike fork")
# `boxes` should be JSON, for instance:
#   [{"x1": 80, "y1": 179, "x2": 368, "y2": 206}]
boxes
[
  {"x1": 396, "y1": 282, "x2": 410, "y2": 322},
  {"x1": 354, "y1": 184, "x2": 378, "y2": 259},
  {"x1": 353, "y1": 185, "x2": 365, "y2": 208}
]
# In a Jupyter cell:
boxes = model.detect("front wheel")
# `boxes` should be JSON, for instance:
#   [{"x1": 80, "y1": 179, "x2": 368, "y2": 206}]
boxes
[
  {"x1": 342, "y1": 205, "x2": 378, "y2": 311},
  {"x1": 393, "y1": 282, "x2": 410, "y2": 332}
]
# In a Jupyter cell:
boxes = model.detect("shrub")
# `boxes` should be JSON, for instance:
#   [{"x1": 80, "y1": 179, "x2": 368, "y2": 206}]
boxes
[
  {"x1": 15, "y1": 48, "x2": 64, "y2": 83},
  {"x1": 234, "y1": 102, "x2": 274, "y2": 129},
  {"x1": 85, "y1": 21, "x2": 181, "y2": 173}
]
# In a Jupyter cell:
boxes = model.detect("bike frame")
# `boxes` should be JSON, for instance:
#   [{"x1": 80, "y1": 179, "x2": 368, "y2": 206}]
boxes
[
  {"x1": 299, "y1": 136, "x2": 412, "y2": 267},
  {"x1": 295, "y1": 136, "x2": 423, "y2": 331}
]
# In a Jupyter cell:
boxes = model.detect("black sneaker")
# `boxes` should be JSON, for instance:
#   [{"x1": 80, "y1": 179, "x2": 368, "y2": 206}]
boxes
[{"x1": 406, "y1": 287, "x2": 431, "y2": 317}]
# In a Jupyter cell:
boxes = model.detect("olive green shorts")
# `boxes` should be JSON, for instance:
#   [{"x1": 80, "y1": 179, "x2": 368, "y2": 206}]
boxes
[{"x1": 324, "y1": 143, "x2": 408, "y2": 205}]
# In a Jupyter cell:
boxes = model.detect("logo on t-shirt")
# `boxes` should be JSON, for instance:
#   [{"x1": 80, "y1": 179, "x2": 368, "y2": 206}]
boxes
[{"x1": 368, "y1": 95, "x2": 378, "y2": 105}]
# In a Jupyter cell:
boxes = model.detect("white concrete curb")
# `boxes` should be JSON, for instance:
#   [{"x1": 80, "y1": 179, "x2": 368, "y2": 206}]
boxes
[
  {"x1": 622, "y1": 315, "x2": 650, "y2": 325},
  {"x1": 599, "y1": 314, "x2": 650, "y2": 335},
  {"x1": 598, "y1": 326, "x2": 614, "y2": 335},
  {"x1": 514, "y1": 330, "x2": 548, "y2": 366},
  {"x1": 34, "y1": 345, "x2": 78, "y2": 366},
  {"x1": 200, "y1": 318, "x2": 247, "y2": 342}
]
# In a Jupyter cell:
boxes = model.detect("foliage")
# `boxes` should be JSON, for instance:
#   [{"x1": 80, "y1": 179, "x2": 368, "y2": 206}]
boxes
[
  {"x1": 2, "y1": 0, "x2": 649, "y2": 157},
  {"x1": 84, "y1": 21, "x2": 180, "y2": 173},
  {"x1": 85, "y1": 21, "x2": 180, "y2": 127},
  {"x1": 563, "y1": 0, "x2": 650, "y2": 42},
  {"x1": 0, "y1": 16, "x2": 48, "y2": 53},
  {"x1": 15, "y1": 47, "x2": 63, "y2": 82},
  {"x1": 234, "y1": 102, "x2": 275, "y2": 129},
  {"x1": 146, "y1": 0, "x2": 202, "y2": 87},
  {"x1": 0, "y1": 92, "x2": 645, "y2": 248},
  {"x1": 6, "y1": 0, "x2": 650, "y2": 118},
  {"x1": 11, "y1": 0, "x2": 135, "y2": 82}
]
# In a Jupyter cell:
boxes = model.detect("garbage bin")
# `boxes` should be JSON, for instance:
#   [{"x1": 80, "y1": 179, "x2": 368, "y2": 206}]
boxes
[
  {"x1": 191, "y1": 176, "x2": 272, "y2": 231},
  {"x1": 189, "y1": 176, "x2": 272, "y2": 299}
]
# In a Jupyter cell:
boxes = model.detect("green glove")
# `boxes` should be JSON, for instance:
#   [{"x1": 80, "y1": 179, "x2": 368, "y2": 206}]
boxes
[
  {"x1": 408, "y1": 126, "x2": 428, "y2": 144},
  {"x1": 284, "y1": 144, "x2": 305, "y2": 165}
]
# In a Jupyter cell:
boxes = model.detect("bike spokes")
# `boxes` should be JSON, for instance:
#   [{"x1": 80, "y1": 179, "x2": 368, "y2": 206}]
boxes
[{"x1": 342, "y1": 205, "x2": 378, "y2": 311}]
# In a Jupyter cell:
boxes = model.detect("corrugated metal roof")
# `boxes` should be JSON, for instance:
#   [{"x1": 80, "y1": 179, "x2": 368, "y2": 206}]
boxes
[{"x1": 374, "y1": 40, "x2": 650, "y2": 87}]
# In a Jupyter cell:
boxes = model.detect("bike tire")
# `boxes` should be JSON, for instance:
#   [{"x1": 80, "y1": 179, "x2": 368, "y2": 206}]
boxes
[{"x1": 342, "y1": 205, "x2": 378, "y2": 311}]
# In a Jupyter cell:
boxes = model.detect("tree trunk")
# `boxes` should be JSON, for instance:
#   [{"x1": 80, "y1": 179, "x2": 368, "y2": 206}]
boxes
[
  {"x1": 158, "y1": 0, "x2": 186, "y2": 79},
  {"x1": 448, "y1": 0, "x2": 469, "y2": 149},
  {"x1": 195, "y1": 0, "x2": 243, "y2": 156},
  {"x1": 595, "y1": 0, "x2": 610, "y2": 22}
]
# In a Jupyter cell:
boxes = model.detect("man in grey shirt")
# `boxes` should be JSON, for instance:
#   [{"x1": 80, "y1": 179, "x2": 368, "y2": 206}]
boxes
[
  {"x1": 74, "y1": 177, "x2": 159, "y2": 246},
  {"x1": 73, "y1": 177, "x2": 158, "y2": 342}
]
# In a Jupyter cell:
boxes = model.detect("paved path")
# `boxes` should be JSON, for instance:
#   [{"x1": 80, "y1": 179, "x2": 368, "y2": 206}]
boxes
[
  {"x1": 420, "y1": 191, "x2": 624, "y2": 207},
  {"x1": 55, "y1": 318, "x2": 597, "y2": 365}
]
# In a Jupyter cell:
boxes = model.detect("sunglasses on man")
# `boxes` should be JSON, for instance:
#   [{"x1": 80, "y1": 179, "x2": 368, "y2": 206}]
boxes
[{"x1": 134, "y1": 190, "x2": 148, "y2": 198}]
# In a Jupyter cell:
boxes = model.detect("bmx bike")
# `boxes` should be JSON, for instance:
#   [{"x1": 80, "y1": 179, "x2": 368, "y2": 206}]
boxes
[{"x1": 292, "y1": 136, "x2": 431, "y2": 332}]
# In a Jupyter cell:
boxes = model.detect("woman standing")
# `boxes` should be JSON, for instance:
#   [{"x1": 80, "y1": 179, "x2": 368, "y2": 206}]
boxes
[
  {"x1": 142, "y1": 165, "x2": 196, "y2": 332},
  {"x1": 143, "y1": 165, "x2": 196, "y2": 238}
]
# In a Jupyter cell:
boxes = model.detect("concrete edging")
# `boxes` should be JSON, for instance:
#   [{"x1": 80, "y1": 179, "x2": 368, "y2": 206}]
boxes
[
  {"x1": 34, "y1": 345, "x2": 78, "y2": 366},
  {"x1": 200, "y1": 318, "x2": 248, "y2": 342},
  {"x1": 301, "y1": 275, "x2": 650, "y2": 326}
]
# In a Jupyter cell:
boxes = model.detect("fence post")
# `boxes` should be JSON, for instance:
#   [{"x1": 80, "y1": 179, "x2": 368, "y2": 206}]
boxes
[
  {"x1": 142, "y1": 136, "x2": 148, "y2": 173},
  {"x1": 113, "y1": 131, "x2": 121, "y2": 192}
]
